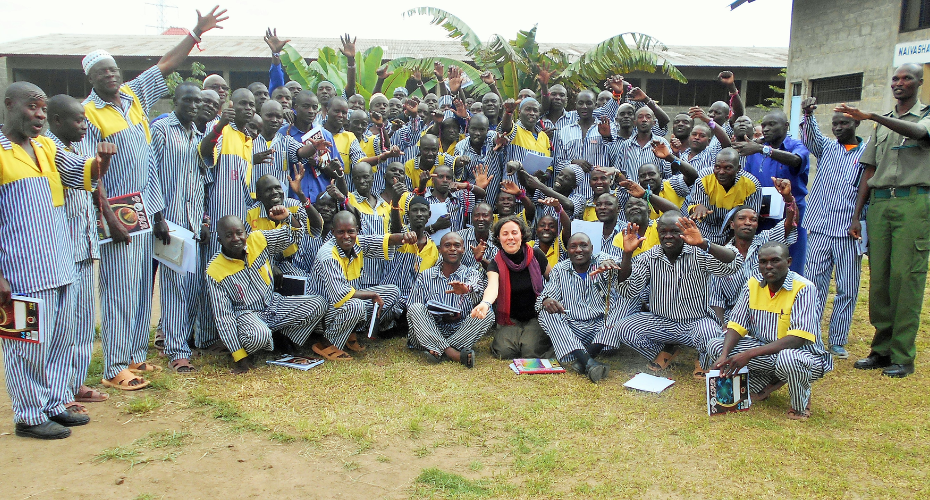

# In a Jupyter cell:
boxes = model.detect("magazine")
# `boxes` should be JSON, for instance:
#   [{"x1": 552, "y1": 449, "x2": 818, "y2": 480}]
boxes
[
  {"x1": 510, "y1": 358, "x2": 566, "y2": 375},
  {"x1": 97, "y1": 192, "x2": 152, "y2": 244},
  {"x1": 279, "y1": 275, "x2": 309, "y2": 296},
  {"x1": 706, "y1": 368, "x2": 752, "y2": 416},
  {"x1": 266, "y1": 355, "x2": 324, "y2": 371},
  {"x1": 0, "y1": 296, "x2": 44, "y2": 343}
]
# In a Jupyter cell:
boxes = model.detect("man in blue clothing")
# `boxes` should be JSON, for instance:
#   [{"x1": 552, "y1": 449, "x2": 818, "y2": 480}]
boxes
[{"x1": 735, "y1": 110, "x2": 810, "y2": 273}]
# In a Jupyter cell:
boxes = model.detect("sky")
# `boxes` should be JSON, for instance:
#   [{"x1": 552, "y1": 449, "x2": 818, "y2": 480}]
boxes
[{"x1": 0, "y1": 0, "x2": 793, "y2": 47}]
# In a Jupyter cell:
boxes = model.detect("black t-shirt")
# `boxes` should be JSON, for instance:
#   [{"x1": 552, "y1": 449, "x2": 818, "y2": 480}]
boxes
[{"x1": 488, "y1": 246, "x2": 548, "y2": 322}]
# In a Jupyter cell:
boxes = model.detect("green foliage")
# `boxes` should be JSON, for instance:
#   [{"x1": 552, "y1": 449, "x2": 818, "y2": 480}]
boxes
[
  {"x1": 761, "y1": 67, "x2": 787, "y2": 112},
  {"x1": 165, "y1": 62, "x2": 206, "y2": 96}
]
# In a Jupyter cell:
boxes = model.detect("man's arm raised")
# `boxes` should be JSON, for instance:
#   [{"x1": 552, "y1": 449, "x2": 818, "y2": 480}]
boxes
[{"x1": 157, "y1": 6, "x2": 228, "y2": 76}]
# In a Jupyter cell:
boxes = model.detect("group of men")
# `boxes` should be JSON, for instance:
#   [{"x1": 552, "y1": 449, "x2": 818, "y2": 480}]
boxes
[{"x1": 2, "y1": 7, "x2": 928, "y2": 439}]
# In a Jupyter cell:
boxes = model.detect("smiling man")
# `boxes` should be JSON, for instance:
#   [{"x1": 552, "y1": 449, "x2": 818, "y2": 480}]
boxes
[
  {"x1": 249, "y1": 100, "x2": 320, "y2": 200},
  {"x1": 689, "y1": 148, "x2": 762, "y2": 244}
]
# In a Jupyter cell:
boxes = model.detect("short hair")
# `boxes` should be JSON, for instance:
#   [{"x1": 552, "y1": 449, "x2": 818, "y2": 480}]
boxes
[
  {"x1": 759, "y1": 240, "x2": 790, "y2": 257},
  {"x1": 491, "y1": 215, "x2": 532, "y2": 249}
]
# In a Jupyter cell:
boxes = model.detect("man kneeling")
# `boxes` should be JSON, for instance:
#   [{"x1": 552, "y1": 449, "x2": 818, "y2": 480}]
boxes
[
  {"x1": 408, "y1": 233, "x2": 494, "y2": 368},
  {"x1": 710, "y1": 242, "x2": 832, "y2": 420},
  {"x1": 207, "y1": 209, "x2": 327, "y2": 374}
]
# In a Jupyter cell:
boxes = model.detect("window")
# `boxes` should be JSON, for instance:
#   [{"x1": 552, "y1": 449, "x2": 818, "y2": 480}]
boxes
[
  {"x1": 901, "y1": 0, "x2": 930, "y2": 32},
  {"x1": 810, "y1": 73, "x2": 863, "y2": 104},
  {"x1": 792, "y1": 82, "x2": 802, "y2": 96}
]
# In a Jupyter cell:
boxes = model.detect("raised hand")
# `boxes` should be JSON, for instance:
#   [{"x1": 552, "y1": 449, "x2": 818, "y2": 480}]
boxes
[
  {"x1": 539, "y1": 196, "x2": 561, "y2": 209},
  {"x1": 622, "y1": 223, "x2": 645, "y2": 253},
  {"x1": 268, "y1": 205, "x2": 291, "y2": 222},
  {"x1": 493, "y1": 133, "x2": 509, "y2": 151},
  {"x1": 403, "y1": 98, "x2": 419, "y2": 117},
  {"x1": 801, "y1": 97, "x2": 817, "y2": 116},
  {"x1": 536, "y1": 65, "x2": 553, "y2": 85},
  {"x1": 288, "y1": 163, "x2": 305, "y2": 195},
  {"x1": 717, "y1": 70, "x2": 735, "y2": 87},
  {"x1": 473, "y1": 163, "x2": 492, "y2": 189},
  {"x1": 689, "y1": 106, "x2": 710, "y2": 123},
  {"x1": 264, "y1": 27, "x2": 289, "y2": 53},
  {"x1": 541, "y1": 297, "x2": 565, "y2": 314},
  {"x1": 480, "y1": 71, "x2": 496, "y2": 85},
  {"x1": 471, "y1": 240, "x2": 487, "y2": 261},
  {"x1": 325, "y1": 179, "x2": 345, "y2": 204},
  {"x1": 386, "y1": 145, "x2": 402, "y2": 158},
  {"x1": 771, "y1": 177, "x2": 793, "y2": 199},
  {"x1": 376, "y1": 64, "x2": 392, "y2": 79},
  {"x1": 571, "y1": 159, "x2": 593, "y2": 173},
  {"x1": 675, "y1": 217, "x2": 705, "y2": 247},
  {"x1": 253, "y1": 149, "x2": 275, "y2": 165},
  {"x1": 606, "y1": 75, "x2": 626, "y2": 95},
  {"x1": 619, "y1": 179, "x2": 646, "y2": 199},
  {"x1": 411, "y1": 69, "x2": 423, "y2": 82},
  {"x1": 433, "y1": 61, "x2": 445, "y2": 81},
  {"x1": 522, "y1": 172, "x2": 545, "y2": 190},
  {"x1": 339, "y1": 33, "x2": 357, "y2": 59},
  {"x1": 690, "y1": 204, "x2": 710, "y2": 221},
  {"x1": 194, "y1": 5, "x2": 229, "y2": 35},
  {"x1": 651, "y1": 139, "x2": 672, "y2": 159},
  {"x1": 502, "y1": 98, "x2": 517, "y2": 115},
  {"x1": 94, "y1": 142, "x2": 117, "y2": 180},
  {"x1": 834, "y1": 103, "x2": 870, "y2": 121},
  {"x1": 452, "y1": 98, "x2": 468, "y2": 118},
  {"x1": 418, "y1": 170, "x2": 431, "y2": 189},
  {"x1": 670, "y1": 137, "x2": 684, "y2": 154},
  {"x1": 392, "y1": 176, "x2": 408, "y2": 196},
  {"x1": 401, "y1": 231, "x2": 418, "y2": 244},
  {"x1": 500, "y1": 180, "x2": 521, "y2": 196},
  {"x1": 628, "y1": 87, "x2": 649, "y2": 102},
  {"x1": 597, "y1": 117, "x2": 612, "y2": 137},
  {"x1": 218, "y1": 105, "x2": 235, "y2": 127},
  {"x1": 505, "y1": 160, "x2": 523, "y2": 175},
  {"x1": 445, "y1": 280, "x2": 472, "y2": 295}
]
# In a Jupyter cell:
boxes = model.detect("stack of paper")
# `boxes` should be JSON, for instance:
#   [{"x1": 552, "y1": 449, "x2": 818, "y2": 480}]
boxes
[
  {"x1": 623, "y1": 373, "x2": 675, "y2": 393},
  {"x1": 153, "y1": 220, "x2": 197, "y2": 274}
]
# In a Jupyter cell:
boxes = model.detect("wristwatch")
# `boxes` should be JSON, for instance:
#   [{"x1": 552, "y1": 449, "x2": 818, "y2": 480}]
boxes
[{"x1": 762, "y1": 145, "x2": 773, "y2": 158}]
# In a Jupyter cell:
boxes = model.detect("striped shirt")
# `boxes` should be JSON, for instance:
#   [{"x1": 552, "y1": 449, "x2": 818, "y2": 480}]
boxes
[
  {"x1": 690, "y1": 171, "x2": 762, "y2": 244},
  {"x1": 404, "y1": 154, "x2": 457, "y2": 191},
  {"x1": 151, "y1": 113, "x2": 206, "y2": 232},
  {"x1": 313, "y1": 234, "x2": 394, "y2": 308},
  {"x1": 425, "y1": 188, "x2": 477, "y2": 232},
  {"x1": 556, "y1": 122, "x2": 617, "y2": 200},
  {"x1": 540, "y1": 99, "x2": 620, "y2": 133},
  {"x1": 78, "y1": 65, "x2": 167, "y2": 214},
  {"x1": 708, "y1": 222, "x2": 798, "y2": 314},
  {"x1": 800, "y1": 114, "x2": 867, "y2": 237},
  {"x1": 408, "y1": 262, "x2": 486, "y2": 316},
  {"x1": 617, "y1": 134, "x2": 672, "y2": 180},
  {"x1": 205, "y1": 123, "x2": 252, "y2": 233},
  {"x1": 245, "y1": 198, "x2": 311, "y2": 260},
  {"x1": 206, "y1": 222, "x2": 305, "y2": 359},
  {"x1": 728, "y1": 271, "x2": 832, "y2": 372},
  {"x1": 0, "y1": 132, "x2": 94, "y2": 293},
  {"x1": 249, "y1": 133, "x2": 302, "y2": 200},
  {"x1": 683, "y1": 144, "x2": 720, "y2": 174},
  {"x1": 331, "y1": 129, "x2": 366, "y2": 192},
  {"x1": 456, "y1": 227, "x2": 498, "y2": 269},
  {"x1": 617, "y1": 243, "x2": 743, "y2": 322},
  {"x1": 535, "y1": 254, "x2": 617, "y2": 321},
  {"x1": 455, "y1": 134, "x2": 502, "y2": 202},
  {"x1": 347, "y1": 191, "x2": 392, "y2": 235},
  {"x1": 384, "y1": 238, "x2": 440, "y2": 300},
  {"x1": 44, "y1": 131, "x2": 98, "y2": 263},
  {"x1": 502, "y1": 123, "x2": 553, "y2": 191},
  {"x1": 649, "y1": 176, "x2": 690, "y2": 219}
]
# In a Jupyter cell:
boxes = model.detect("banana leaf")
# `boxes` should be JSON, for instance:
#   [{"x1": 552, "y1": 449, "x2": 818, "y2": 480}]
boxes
[
  {"x1": 559, "y1": 32, "x2": 687, "y2": 86},
  {"x1": 403, "y1": 7, "x2": 483, "y2": 55}
]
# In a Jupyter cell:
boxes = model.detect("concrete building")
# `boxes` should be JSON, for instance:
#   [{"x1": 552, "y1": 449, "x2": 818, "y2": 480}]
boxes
[{"x1": 0, "y1": 33, "x2": 785, "y2": 120}]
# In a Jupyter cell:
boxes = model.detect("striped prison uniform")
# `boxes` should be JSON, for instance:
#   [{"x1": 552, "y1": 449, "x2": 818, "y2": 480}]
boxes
[
  {"x1": 689, "y1": 170, "x2": 762, "y2": 245},
  {"x1": 554, "y1": 122, "x2": 617, "y2": 201},
  {"x1": 530, "y1": 235, "x2": 566, "y2": 269},
  {"x1": 800, "y1": 114, "x2": 867, "y2": 347},
  {"x1": 246, "y1": 198, "x2": 313, "y2": 280},
  {"x1": 532, "y1": 186, "x2": 586, "y2": 222},
  {"x1": 707, "y1": 222, "x2": 798, "y2": 323},
  {"x1": 330, "y1": 127, "x2": 366, "y2": 192},
  {"x1": 425, "y1": 187, "x2": 478, "y2": 233},
  {"x1": 456, "y1": 227, "x2": 498, "y2": 270},
  {"x1": 407, "y1": 263, "x2": 493, "y2": 353},
  {"x1": 648, "y1": 175, "x2": 690, "y2": 220},
  {"x1": 455, "y1": 133, "x2": 502, "y2": 205},
  {"x1": 0, "y1": 132, "x2": 94, "y2": 424},
  {"x1": 248, "y1": 133, "x2": 303, "y2": 200},
  {"x1": 205, "y1": 122, "x2": 252, "y2": 256},
  {"x1": 541, "y1": 99, "x2": 621, "y2": 134},
  {"x1": 45, "y1": 131, "x2": 98, "y2": 395},
  {"x1": 501, "y1": 123, "x2": 555, "y2": 192},
  {"x1": 683, "y1": 143, "x2": 722, "y2": 175},
  {"x1": 291, "y1": 228, "x2": 328, "y2": 287},
  {"x1": 391, "y1": 116, "x2": 428, "y2": 165},
  {"x1": 152, "y1": 113, "x2": 206, "y2": 363},
  {"x1": 708, "y1": 271, "x2": 832, "y2": 412},
  {"x1": 347, "y1": 191, "x2": 392, "y2": 289},
  {"x1": 602, "y1": 221, "x2": 660, "y2": 318},
  {"x1": 206, "y1": 222, "x2": 326, "y2": 361},
  {"x1": 404, "y1": 154, "x2": 458, "y2": 192},
  {"x1": 78, "y1": 65, "x2": 167, "y2": 380},
  {"x1": 314, "y1": 235, "x2": 401, "y2": 349},
  {"x1": 384, "y1": 238, "x2": 439, "y2": 314},
  {"x1": 594, "y1": 243, "x2": 743, "y2": 368},
  {"x1": 616, "y1": 134, "x2": 673, "y2": 181},
  {"x1": 536, "y1": 254, "x2": 623, "y2": 362}
]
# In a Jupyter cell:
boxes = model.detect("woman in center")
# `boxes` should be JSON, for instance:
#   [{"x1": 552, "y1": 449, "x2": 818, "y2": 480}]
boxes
[{"x1": 471, "y1": 215, "x2": 554, "y2": 359}]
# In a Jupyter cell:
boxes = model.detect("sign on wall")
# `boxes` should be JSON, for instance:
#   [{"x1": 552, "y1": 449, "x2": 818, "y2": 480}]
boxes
[{"x1": 894, "y1": 40, "x2": 930, "y2": 66}]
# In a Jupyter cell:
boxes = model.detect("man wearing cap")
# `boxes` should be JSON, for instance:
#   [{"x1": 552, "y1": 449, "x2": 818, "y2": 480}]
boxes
[{"x1": 77, "y1": 7, "x2": 227, "y2": 391}]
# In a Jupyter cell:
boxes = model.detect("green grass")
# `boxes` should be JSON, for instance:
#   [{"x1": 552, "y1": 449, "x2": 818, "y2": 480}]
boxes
[
  {"x1": 413, "y1": 468, "x2": 509, "y2": 499},
  {"x1": 125, "y1": 395, "x2": 163, "y2": 415}
]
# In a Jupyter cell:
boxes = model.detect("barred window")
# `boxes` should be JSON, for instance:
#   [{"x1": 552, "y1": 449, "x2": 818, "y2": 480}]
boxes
[
  {"x1": 901, "y1": 0, "x2": 930, "y2": 32},
  {"x1": 810, "y1": 73, "x2": 863, "y2": 104}
]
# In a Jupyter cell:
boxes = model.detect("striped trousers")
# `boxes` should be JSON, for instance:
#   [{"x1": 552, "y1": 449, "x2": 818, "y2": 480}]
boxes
[
  {"x1": 159, "y1": 264, "x2": 203, "y2": 362},
  {"x1": 234, "y1": 294, "x2": 328, "y2": 354},
  {"x1": 407, "y1": 303, "x2": 494, "y2": 353},
  {"x1": 803, "y1": 231, "x2": 861, "y2": 347},
  {"x1": 539, "y1": 311, "x2": 604, "y2": 362},
  {"x1": 324, "y1": 284, "x2": 399, "y2": 349},
  {"x1": 3, "y1": 285, "x2": 74, "y2": 425},
  {"x1": 595, "y1": 312, "x2": 723, "y2": 368},
  {"x1": 98, "y1": 236, "x2": 154, "y2": 380},
  {"x1": 70, "y1": 259, "x2": 95, "y2": 395},
  {"x1": 707, "y1": 336, "x2": 825, "y2": 413},
  {"x1": 196, "y1": 243, "x2": 219, "y2": 348}
]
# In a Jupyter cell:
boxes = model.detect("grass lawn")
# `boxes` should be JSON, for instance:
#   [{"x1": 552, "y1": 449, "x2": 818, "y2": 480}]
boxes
[{"x1": 90, "y1": 263, "x2": 930, "y2": 499}]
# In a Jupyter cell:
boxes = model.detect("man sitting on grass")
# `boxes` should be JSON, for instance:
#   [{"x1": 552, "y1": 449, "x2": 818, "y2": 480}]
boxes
[
  {"x1": 710, "y1": 242, "x2": 832, "y2": 420},
  {"x1": 407, "y1": 232, "x2": 494, "y2": 368},
  {"x1": 207, "y1": 211, "x2": 328, "y2": 374}
]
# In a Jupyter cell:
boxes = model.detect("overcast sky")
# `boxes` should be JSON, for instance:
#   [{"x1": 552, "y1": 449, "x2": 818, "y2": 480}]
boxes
[{"x1": 0, "y1": 0, "x2": 793, "y2": 47}]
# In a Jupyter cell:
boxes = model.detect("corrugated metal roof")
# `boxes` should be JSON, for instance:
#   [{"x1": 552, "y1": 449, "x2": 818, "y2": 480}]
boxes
[{"x1": 0, "y1": 34, "x2": 786, "y2": 68}]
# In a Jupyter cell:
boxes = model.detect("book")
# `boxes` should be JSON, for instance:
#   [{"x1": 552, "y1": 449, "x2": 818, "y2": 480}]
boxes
[
  {"x1": 623, "y1": 373, "x2": 676, "y2": 393},
  {"x1": 759, "y1": 187, "x2": 785, "y2": 219},
  {"x1": 0, "y1": 296, "x2": 44, "y2": 344},
  {"x1": 97, "y1": 192, "x2": 152, "y2": 244},
  {"x1": 510, "y1": 358, "x2": 566, "y2": 375},
  {"x1": 300, "y1": 126, "x2": 332, "y2": 164},
  {"x1": 266, "y1": 355, "x2": 324, "y2": 371},
  {"x1": 153, "y1": 220, "x2": 197, "y2": 274},
  {"x1": 705, "y1": 368, "x2": 752, "y2": 416},
  {"x1": 280, "y1": 275, "x2": 309, "y2": 296},
  {"x1": 426, "y1": 299, "x2": 460, "y2": 316},
  {"x1": 856, "y1": 220, "x2": 868, "y2": 256}
]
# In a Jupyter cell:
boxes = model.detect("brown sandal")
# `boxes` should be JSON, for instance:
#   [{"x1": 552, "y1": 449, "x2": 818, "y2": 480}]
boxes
[
  {"x1": 692, "y1": 359, "x2": 708, "y2": 380},
  {"x1": 345, "y1": 332, "x2": 366, "y2": 352},
  {"x1": 312, "y1": 343, "x2": 353, "y2": 361},
  {"x1": 101, "y1": 369, "x2": 150, "y2": 391},
  {"x1": 129, "y1": 361, "x2": 163, "y2": 375},
  {"x1": 154, "y1": 330, "x2": 166, "y2": 356},
  {"x1": 647, "y1": 345, "x2": 680, "y2": 372},
  {"x1": 74, "y1": 386, "x2": 109, "y2": 403},
  {"x1": 169, "y1": 358, "x2": 196, "y2": 373}
]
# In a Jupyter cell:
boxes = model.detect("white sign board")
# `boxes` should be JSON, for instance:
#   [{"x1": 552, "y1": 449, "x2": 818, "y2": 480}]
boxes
[{"x1": 894, "y1": 40, "x2": 930, "y2": 66}]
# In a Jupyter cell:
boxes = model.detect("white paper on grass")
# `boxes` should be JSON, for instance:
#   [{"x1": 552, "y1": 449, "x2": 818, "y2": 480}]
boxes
[
  {"x1": 760, "y1": 187, "x2": 785, "y2": 219},
  {"x1": 571, "y1": 220, "x2": 604, "y2": 257},
  {"x1": 153, "y1": 220, "x2": 197, "y2": 274},
  {"x1": 521, "y1": 152, "x2": 553, "y2": 174},
  {"x1": 428, "y1": 202, "x2": 452, "y2": 245},
  {"x1": 623, "y1": 373, "x2": 676, "y2": 393},
  {"x1": 367, "y1": 302, "x2": 380, "y2": 339}
]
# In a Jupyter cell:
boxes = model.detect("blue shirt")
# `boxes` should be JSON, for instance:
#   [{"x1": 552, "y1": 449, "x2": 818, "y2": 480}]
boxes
[
  {"x1": 742, "y1": 135, "x2": 810, "y2": 206},
  {"x1": 279, "y1": 123, "x2": 338, "y2": 203}
]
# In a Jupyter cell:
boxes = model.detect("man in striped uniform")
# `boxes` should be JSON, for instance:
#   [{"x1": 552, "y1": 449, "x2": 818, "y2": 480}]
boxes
[
  {"x1": 151, "y1": 82, "x2": 207, "y2": 373},
  {"x1": 552, "y1": 91, "x2": 617, "y2": 201},
  {"x1": 799, "y1": 98, "x2": 867, "y2": 360},
  {"x1": 689, "y1": 148, "x2": 762, "y2": 244},
  {"x1": 617, "y1": 108, "x2": 672, "y2": 180},
  {"x1": 407, "y1": 232, "x2": 493, "y2": 368},
  {"x1": 323, "y1": 97, "x2": 366, "y2": 191},
  {"x1": 246, "y1": 174, "x2": 315, "y2": 278},
  {"x1": 312, "y1": 211, "x2": 416, "y2": 360},
  {"x1": 384, "y1": 196, "x2": 440, "y2": 315},
  {"x1": 405, "y1": 134, "x2": 460, "y2": 192},
  {"x1": 78, "y1": 7, "x2": 227, "y2": 390},
  {"x1": 591, "y1": 212, "x2": 743, "y2": 372},
  {"x1": 710, "y1": 242, "x2": 832, "y2": 420},
  {"x1": 499, "y1": 98, "x2": 554, "y2": 191},
  {"x1": 44, "y1": 95, "x2": 109, "y2": 406},
  {"x1": 455, "y1": 114, "x2": 502, "y2": 202},
  {"x1": 457, "y1": 203, "x2": 498, "y2": 271},
  {"x1": 537, "y1": 233, "x2": 620, "y2": 383},
  {"x1": 424, "y1": 164, "x2": 487, "y2": 233},
  {"x1": 1, "y1": 82, "x2": 114, "y2": 438},
  {"x1": 249, "y1": 100, "x2": 320, "y2": 200},
  {"x1": 207, "y1": 210, "x2": 327, "y2": 374}
]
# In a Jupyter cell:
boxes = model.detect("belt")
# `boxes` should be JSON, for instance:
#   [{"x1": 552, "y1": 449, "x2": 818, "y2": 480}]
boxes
[{"x1": 872, "y1": 186, "x2": 930, "y2": 198}]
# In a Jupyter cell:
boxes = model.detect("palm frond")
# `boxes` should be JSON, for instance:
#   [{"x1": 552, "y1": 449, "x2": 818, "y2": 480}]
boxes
[
  {"x1": 559, "y1": 32, "x2": 686, "y2": 85},
  {"x1": 403, "y1": 7, "x2": 483, "y2": 55}
]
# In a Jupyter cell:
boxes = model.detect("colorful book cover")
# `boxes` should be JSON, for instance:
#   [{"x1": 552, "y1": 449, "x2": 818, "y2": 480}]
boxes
[
  {"x1": 706, "y1": 368, "x2": 752, "y2": 416},
  {"x1": 97, "y1": 192, "x2": 152, "y2": 244},
  {"x1": 266, "y1": 355, "x2": 324, "y2": 371},
  {"x1": 512, "y1": 358, "x2": 566, "y2": 375},
  {"x1": 0, "y1": 296, "x2": 44, "y2": 344}
]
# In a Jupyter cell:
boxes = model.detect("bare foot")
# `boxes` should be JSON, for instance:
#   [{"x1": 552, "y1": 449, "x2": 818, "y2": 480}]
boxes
[{"x1": 752, "y1": 381, "x2": 786, "y2": 402}]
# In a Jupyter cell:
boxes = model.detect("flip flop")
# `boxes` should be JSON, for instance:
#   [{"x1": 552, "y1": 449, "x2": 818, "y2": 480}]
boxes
[
  {"x1": 101, "y1": 369, "x2": 150, "y2": 391},
  {"x1": 459, "y1": 348, "x2": 475, "y2": 369},
  {"x1": 647, "y1": 345, "x2": 680, "y2": 372},
  {"x1": 345, "y1": 333, "x2": 366, "y2": 353},
  {"x1": 154, "y1": 330, "x2": 166, "y2": 356},
  {"x1": 129, "y1": 361, "x2": 163, "y2": 375},
  {"x1": 692, "y1": 359, "x2": 708, "y2": 380},
  {"x1": 312, "y1": 343, "x2": 353, "y2": 361},
  {"x1": 74, "y1": 387, "x2": 109, "y2": 403},
  {"x1": 787, "y1": 408, "x2": 811, "y2": 420},
  {"x1": 65, "y1": 402, "x2": 88, "y2": 415},
  {"x1": 169, "y1": 358, "x2": 196, "y2": 374},
  {"x1": 425, "y1": 351, "x2": 443, "y2": 364}
]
